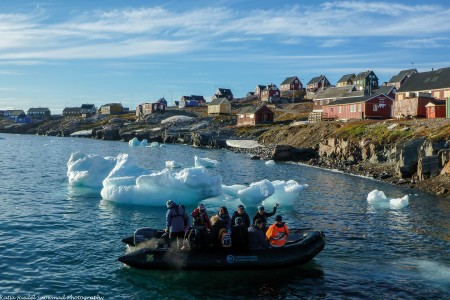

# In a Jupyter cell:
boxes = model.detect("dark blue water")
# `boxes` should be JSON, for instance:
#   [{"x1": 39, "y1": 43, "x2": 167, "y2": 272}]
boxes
[{"x1": 0, "y1": 133, "x2": 449, "y2": 299}]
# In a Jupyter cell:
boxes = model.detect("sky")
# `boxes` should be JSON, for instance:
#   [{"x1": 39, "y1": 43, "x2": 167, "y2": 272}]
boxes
[{"x1": 1, "y1": 0, "x2": 450, "y2": 114}]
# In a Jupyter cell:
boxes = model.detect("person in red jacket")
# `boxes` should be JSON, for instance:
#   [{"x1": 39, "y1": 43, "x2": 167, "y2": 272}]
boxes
[
  {"x1": 191, "y1": 203, "x2": 212, "y2": 230},
  {"x1": 266, "y1": 215, "x2": 289, "y2": 248}
]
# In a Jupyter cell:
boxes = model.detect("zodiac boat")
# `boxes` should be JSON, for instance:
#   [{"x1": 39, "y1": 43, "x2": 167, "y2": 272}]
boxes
[{"x1": 118, "y1": 227, "x2": 325, "y2": 270}]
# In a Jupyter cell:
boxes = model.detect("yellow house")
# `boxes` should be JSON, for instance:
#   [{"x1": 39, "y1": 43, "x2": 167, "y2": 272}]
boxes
[
  {"x1": 208, "y1": 98, "x2": 231, "y2": 115},
  {"x1": 100, "y1": 103, "x2": 123, "y2": 115}
]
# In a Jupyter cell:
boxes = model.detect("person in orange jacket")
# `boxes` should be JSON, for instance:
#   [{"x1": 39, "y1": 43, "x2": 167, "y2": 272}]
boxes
[{"x1": 266, "y1": 215, "x2": 289, "y2": 247}]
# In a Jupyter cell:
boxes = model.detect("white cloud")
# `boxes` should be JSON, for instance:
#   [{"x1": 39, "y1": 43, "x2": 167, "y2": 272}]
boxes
[
  {"x1": 384, "y1": 37, "x2": 450, "y2": 49},
  {"x1": 0, "y1": 2, "x2": 449, "y2": 61}
]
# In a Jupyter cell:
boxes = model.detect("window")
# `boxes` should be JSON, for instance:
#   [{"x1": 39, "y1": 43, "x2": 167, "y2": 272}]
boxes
[
  {"x1": 358, "y1": 104, "x2": 362, "y2": 112},
  {"x1": 373, "y1": 104, "x2": 378, "y2": 111},
  {"x1": 350, "y1": 105, "x2": 356, "y2": 112},
  {"x1": 338, "y1": 106, "x2": 342, "y2": 113}
]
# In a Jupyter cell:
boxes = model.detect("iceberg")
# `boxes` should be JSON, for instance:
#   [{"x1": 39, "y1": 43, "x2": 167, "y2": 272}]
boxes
[
  {"x1": 367, "y1": 189, "x2": 409, "y2": 209},
  {"x1": 67, "y1": 152, "x2": 307, "y2": 207},
  {"x1": 67, "y1": 152, "x2": 117, "y2": 188},
  {"x1": 128, "y1": 137, "x2": 148, "y2": 147},
  {"x1": 194, "y1": 155, "x2": 219, "y2": 168}
]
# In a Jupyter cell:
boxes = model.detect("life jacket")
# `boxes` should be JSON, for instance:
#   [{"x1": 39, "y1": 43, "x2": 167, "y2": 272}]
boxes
[
  {"x1": 266, "y1": 223, "x2": 288, "y2": 247},
  {"x1": 219, "y1": 228, "x2": 232, "y2": 248}
]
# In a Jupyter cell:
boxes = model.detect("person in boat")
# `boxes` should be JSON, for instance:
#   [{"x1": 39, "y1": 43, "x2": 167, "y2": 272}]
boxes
[
  {"x1": 230, "y1": 204, "x2": 251, "y2": 228},
  {"x1": 248, "y1": 218, "x2": 270, "y2": 250},
  {"x1": 185, "y1": 215, "x2": 208, "y2": 250},
  {"x1": 253, "y1": 203, "x2": 279, "y2": 229},
  {"x1": 217, "y1": 206, "x2": 231, "y2": 229},
  {"x1": 231, "y1": 217, "x2": 249, "y2": 250},
  {"x1": 191, "y1": 203, "x2": 212, "y2": 231},
  {"x1": 266, "y1": 215, "x2": 289, "y2": 248},
  {"x1": 164, "y1": 200, "x2": 189, "y2": 249},
  {"x1": 208, "y1": 215, "x2": 227, "y2": 248}
]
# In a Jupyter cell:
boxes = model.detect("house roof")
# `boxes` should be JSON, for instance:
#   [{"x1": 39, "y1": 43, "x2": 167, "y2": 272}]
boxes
[
  {"x1": 313, "y1": 85, "x2": 362, "y2": 100},
  {"x1": 337, "y1": 74, "x2": 355, "y2": 84},
  {"x1": 209, "y1": 98, "x2": 230, "y2": 105},
  {"x1": 388, "y1": 69, "x2": 417, "y2": 83},
  {"x1": 101, "y1": 103, "x2": 123, "y2": 108},
  {"x1": 354, "y1": 70, "x2": 376, "y2": 81},
  {"x1": 80, "y1": 104, "x2": 95, "y2": 109},
  {"x1": 156, "y1": 98, "x2": 167, "y2": 104},
  {"x1": 5, "y1": 109, "x2": 25, "y2": 115},
  {"x1": 28, "y1": 107, "x2": 50, "y2": 112},
  {"x1": 63, "y1": 107, "x2": 81, "y2": 111},
  {"x1": 397, "y1": 67, "x2": 450, "y2": 92},
  {"x1": 372, "y1": 85, "x2": 396, "y2": 95},
  {"x1": 307, "y1": 75, "x2": 324, "y2": 85},
  {"x1": 216, "y1": 88, "x2": 232, "y2": 96},
  {"x1": 262, "y1": 84, "x2": 279, "y2": 91},
  {"x1": 425, "y1": 99, "x2": 446, "y2": 107},
  {"x1": 281, "y1": 76, "x2": 299, "y2": 85},
  {"x1": 237, "y1": 103, "x2": 272, "y2": 115},
  {"x1": 182, "y1": 95, "x2": 205, "y2": 102},
  {"x1": 325, "y1": 93, "x2": 393, "y2": 106}
]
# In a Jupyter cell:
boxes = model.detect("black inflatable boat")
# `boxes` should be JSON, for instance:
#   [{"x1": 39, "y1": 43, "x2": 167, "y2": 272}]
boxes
[{"x1": 118, "y1": 228, "x2": 325, "y2": 270}]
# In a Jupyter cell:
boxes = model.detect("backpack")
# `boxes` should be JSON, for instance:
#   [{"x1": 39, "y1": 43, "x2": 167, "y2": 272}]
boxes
[
  {"x1": 188, "y1": 226, "x2": 206, "y2": 250},
  {"x1": 219, "y1": 228, "x2": 232, "y2": 248},
  {"x1": 172, "y1": 205, "x2": 189, "y2": 227}
]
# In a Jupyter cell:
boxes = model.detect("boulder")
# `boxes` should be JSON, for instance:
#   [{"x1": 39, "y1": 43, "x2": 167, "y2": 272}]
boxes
[
  {"x1": 394, "y1": 138, "x2": 425, "y2": 178},
  {"x1": 417, "y1": 155, "x2": 441, "y2": 180}
]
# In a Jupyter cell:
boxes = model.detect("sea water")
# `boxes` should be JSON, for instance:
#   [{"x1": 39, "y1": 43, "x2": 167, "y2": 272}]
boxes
[{"x1": 0, "y1": 133, "x2": 449, "y2": 299}]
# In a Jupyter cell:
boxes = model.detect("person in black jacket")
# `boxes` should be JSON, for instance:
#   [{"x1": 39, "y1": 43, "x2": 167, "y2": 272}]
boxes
[
  {"x1": 208, "y1": 215, "x2": 226, "y2": 248},
  {"x1": 248, "y1": 218, "x2": 270, "y2": 250},
  {"x1": 230, "y1": 204, "x2": 251, "y2": 228},
  {"x1": 231, "y1": 217, "x2": 249, "y2": 250},
  {"x1": 252, "y1": 203, "x2": 279, "y2": 230}
]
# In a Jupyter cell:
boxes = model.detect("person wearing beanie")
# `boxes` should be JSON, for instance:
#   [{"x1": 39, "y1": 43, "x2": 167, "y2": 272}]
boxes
[
  {"x1": 191, "y1": 203, "x2": 212, "y2": 230},
  {"x1": 231, "y1": 204, "x2": 251, "y2": 229},
  {"x1": 231, "y1": 216, "x2": 249, "y2": 250},
  {"x1": 266, "y1": 215, "x2": 289, "y2": 248},
  {"x1": 253, "y1": 203, "x2": 279, "y2": 230},
  {"x1": 165, "y1": 200, "x2": 189, "y2": 248}
]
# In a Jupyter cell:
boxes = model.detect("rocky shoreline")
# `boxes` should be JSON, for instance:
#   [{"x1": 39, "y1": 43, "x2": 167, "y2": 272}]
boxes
[{"x1": 1, "y1": 112, "x2": 449, "y2": 198}]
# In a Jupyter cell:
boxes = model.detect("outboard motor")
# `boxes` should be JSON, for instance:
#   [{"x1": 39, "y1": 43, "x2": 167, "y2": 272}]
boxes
[{"x1": 134, "y1": 227, "x2": 157, "y2": 246}]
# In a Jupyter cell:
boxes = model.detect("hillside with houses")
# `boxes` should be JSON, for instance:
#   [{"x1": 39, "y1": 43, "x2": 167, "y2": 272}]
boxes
[{"x1": 2, "y1": 67, "x2": 450, "y2": 197}]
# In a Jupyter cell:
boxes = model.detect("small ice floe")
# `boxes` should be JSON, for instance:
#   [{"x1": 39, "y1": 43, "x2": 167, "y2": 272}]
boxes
[
  {"x1": 194, "y1": 155, "x2": 219, "y2": 168},
  {"x1": 367, "y1": 189, "x2": 409, "y2": 209},
  {"x1": 165, "y1": 160, "x2": 182, "y2": 168},
  {"x1": 265, "y1": 160, "x2": 276, "y2": 166},
  {"x1": 150, "y1": 142, "x2": 159, "y2": 147},
  {"x1": 128, "y1": 137, "x2": 148, "y2": 147}
]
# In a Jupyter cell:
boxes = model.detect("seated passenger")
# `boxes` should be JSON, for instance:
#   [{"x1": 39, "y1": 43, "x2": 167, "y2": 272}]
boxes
[
  {"x1": 208, "y1": 215, "x2": 226, "y2": 248},
  {"x1": 248, "y1": 218, "x2": 270, "y2": 250},
  {"x1": 191, "y1": 203, "x2": 212, "y2": 230},
  {"x1": 231, "y1": 204, "x2": 251, "y2": 228},
  {"x1": 266, "y1": 215, "x2": 289, "y2": 248},
  {"x1": 216, "y1": 206, "x2": 231, "y2": 229},
  {"x1": 231, "y1": 217, "x2": 249, "y2": 250},
  {"x1": 185, "y1": 216, "x2": 208, "y2": 250}
]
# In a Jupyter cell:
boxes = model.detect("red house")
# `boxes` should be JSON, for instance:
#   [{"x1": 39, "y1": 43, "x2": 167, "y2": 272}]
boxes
[
  {"x1": 425, "y1": 100, "x2": 446, "y2": 118},
  {"x1": 236, "y1": 103, "x2": 274, "y2": 126},
  {"x1": 323, "y1": 93, "x2": 393, "y2": 120},
  {"x1": 280, "y1": 76, "x2": 302, "y2": 91},
  {"x1": 260, "y1": 84, "x2": 280, "y2": 102}
]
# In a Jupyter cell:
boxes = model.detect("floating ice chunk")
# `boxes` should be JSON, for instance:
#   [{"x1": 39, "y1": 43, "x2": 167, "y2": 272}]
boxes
[
  {"x1": 67, "y1": 152, "x2": 116, "y2": 188},
  {"x1": 389, "y1": 195, "x2": 409, "y2": 209},
  {"x1": 166, "y1": 160, "x2": 183, "y2": 168},
  {"x1": 194, "y1": 155, "x2": 219, "y2": 168},
  {"x1": 101, "y1": 166, "x2": 222, "y2": 206},
  {"x1": 263, "y1": 180, "x2": 308, "y2": 207},
  {"x1": 128, "y1": 137, "x2": 148, "y2": 147},
  {"x1": 265, "y1": 160, "x2": 276, "y2": 166},
  {"x1": 238, "y1": 179, "x2": 275, "y2": 207},
  {"x1": 150, "y1": 142, "x2": 159, "y2": 147},
  {"x1": 367, "y1": 189, "x2": 409, "y2": 209}
]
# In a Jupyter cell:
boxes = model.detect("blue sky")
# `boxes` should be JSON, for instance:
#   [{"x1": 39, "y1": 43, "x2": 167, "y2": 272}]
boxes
[{"x1": 1, "y1": 0, "x2": 450, "y2": 113}]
